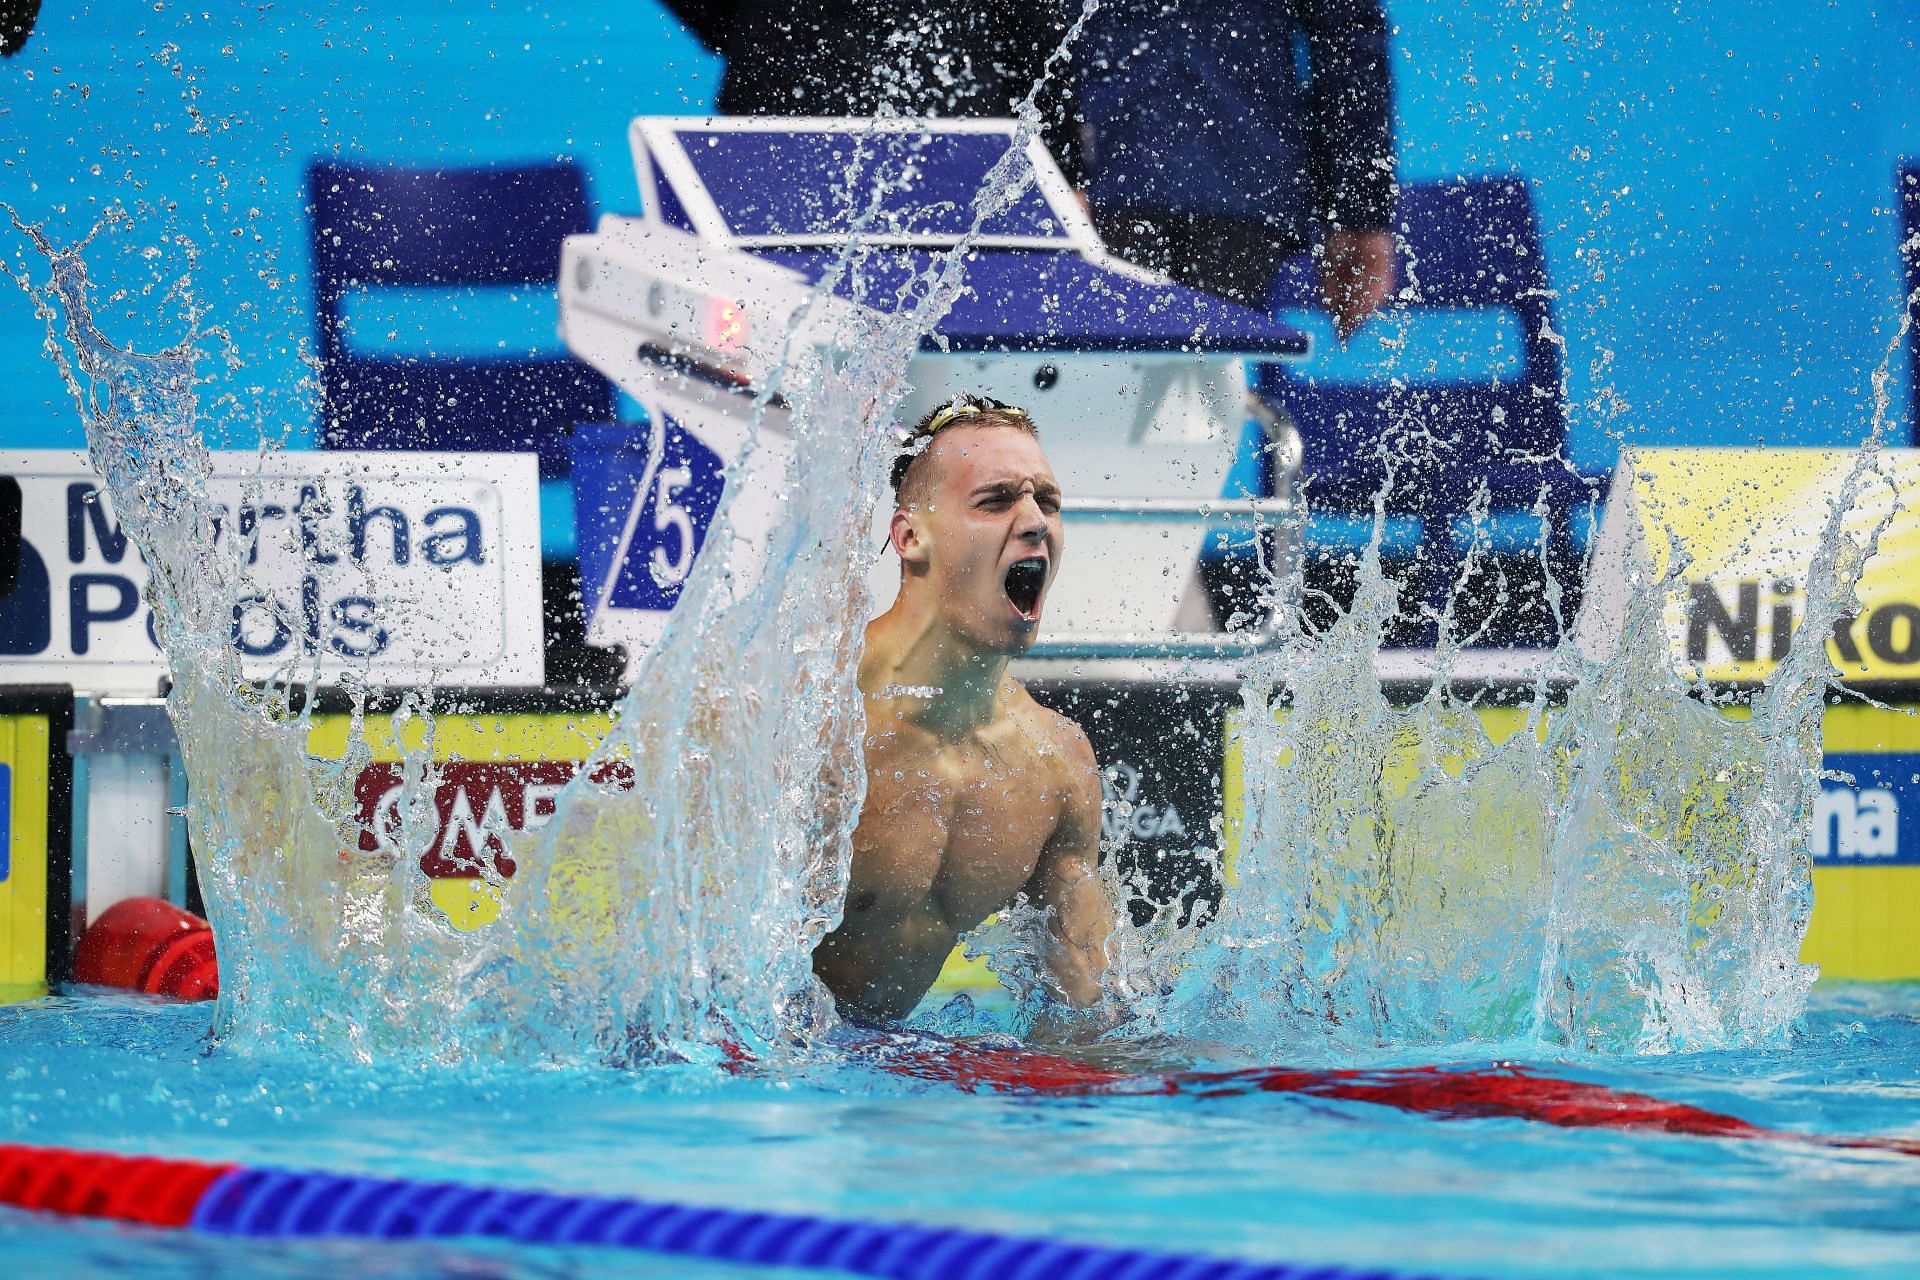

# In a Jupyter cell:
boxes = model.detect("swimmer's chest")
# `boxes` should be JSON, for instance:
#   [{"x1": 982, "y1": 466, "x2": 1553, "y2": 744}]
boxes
[{"x1": 850, "y1": 734, "x2": 1061, "y2": 925}]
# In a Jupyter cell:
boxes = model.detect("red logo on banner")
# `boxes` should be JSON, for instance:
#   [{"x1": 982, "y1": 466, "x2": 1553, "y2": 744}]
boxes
[{"x1": 351, "y1": 760, "x2": 632, "y2": 878}]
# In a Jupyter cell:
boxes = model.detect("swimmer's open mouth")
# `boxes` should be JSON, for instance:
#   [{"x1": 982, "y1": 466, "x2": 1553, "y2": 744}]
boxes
[{"x1": 1004, "y1": 557, "x2": 1047, "y2": 619}]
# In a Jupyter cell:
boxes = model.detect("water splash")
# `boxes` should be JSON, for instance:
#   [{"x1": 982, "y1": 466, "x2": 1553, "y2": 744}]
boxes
[
  {"x1": 1101, "y1": 356, "x2": 1910, "y2": 1062},
  {"x1": 11, "y1": 24, "x2": 1096, "y2": 1068},
  {"x1": 11, "y1": 0, "x2": 1901, "y2": 1070}
]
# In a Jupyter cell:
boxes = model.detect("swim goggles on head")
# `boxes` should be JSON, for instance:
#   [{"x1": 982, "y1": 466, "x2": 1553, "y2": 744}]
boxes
[
  {"x1": 910, "y1": 396, "x2": 1031, "y2": 441},
  {"x1": 888, "y1": 395, "x2": 1033, "y2": 495}
]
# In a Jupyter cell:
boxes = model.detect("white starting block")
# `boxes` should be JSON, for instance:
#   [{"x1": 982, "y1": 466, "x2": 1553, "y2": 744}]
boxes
[{"x1": 557, "y1": 117, "x2": 1310, "y2": 664}]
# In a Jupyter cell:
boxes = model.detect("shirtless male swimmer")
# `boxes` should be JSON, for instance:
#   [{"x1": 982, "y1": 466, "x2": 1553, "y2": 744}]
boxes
[{"x1": 811, "y1": 395, "x2": 1113, "y2": 1024}]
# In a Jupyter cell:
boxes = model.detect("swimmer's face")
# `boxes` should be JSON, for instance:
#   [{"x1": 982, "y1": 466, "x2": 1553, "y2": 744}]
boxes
[{"x1": 891, "y1": 424, "x2": 1063, "y2": 655}]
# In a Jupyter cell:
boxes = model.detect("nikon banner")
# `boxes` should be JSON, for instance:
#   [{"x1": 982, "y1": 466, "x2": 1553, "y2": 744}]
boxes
[{"x1": 1581, "y1": 447, "x2": 1920, "y2": 684}]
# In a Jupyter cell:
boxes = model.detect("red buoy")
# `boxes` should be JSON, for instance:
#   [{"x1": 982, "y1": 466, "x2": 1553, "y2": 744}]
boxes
[{"x1": 71, "y1": 897, "x2": 219, "y2": 1001}]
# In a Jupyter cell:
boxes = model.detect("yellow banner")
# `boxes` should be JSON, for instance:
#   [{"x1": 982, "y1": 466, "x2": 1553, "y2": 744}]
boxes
[
  {"x1": 0, "y1": 714, "x2": 54, "y2": 1002},
  {"x1": 1220, "y1": 700, "x2": 1920, "y2": 981},
  {"x1": 1623, "y1": 448, "x2": 1920, "y2": 683}
]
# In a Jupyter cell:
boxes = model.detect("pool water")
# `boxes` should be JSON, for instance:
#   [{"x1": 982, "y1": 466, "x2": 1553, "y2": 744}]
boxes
[{"x1": 4, "y1": 983, "x2": 1917, "y2": 1279}]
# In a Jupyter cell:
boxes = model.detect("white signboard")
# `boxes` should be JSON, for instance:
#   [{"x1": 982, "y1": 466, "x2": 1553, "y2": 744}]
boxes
[{"x1": 0, "y1": 450, "x2": 544, "y2": 692}]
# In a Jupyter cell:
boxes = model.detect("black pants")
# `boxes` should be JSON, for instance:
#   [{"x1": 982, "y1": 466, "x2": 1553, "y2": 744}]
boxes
[{"x1": 1092, "y1": 207, "x2": 1301, "y2": 310}]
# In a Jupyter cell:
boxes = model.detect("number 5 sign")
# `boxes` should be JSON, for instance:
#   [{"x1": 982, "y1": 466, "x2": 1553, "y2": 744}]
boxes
[{"x1": 571, "y1": 405, "x2": 733, "y2": 661}]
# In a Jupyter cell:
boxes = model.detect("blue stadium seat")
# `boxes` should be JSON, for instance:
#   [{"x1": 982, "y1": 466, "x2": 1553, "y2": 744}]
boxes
[
  {"x1": 1901, "y1": 163, "x2": 1919, "y2": 445},
  {"x1": 1240, "y1": 176, "x2": 1604, "y2": 646},
  {"x1": 307, "y1": 160, "x2": 614, "y2": 477}
]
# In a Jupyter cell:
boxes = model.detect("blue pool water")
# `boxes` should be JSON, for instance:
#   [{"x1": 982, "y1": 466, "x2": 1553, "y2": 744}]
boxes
[{"x1": 4, "y1": 984, "x2": 1917, "y2": 1279}]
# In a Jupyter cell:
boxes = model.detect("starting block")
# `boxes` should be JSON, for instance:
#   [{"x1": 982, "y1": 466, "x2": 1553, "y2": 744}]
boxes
[{"x1": 557, "y1": 116, "x2": 1309, "y2": 665}]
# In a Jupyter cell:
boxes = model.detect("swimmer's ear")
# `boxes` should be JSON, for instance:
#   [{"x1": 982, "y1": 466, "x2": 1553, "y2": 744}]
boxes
[{"x1": 891, "y1": 503, "x2": 930, "y2": 567}]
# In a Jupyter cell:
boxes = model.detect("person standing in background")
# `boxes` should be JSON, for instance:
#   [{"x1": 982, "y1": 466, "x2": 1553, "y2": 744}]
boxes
[
  {"x1": 0, "y1": 0, "x2": 39, "y2": 58},
  {"x1": 1078, "y1": 0, "x2": 1398, "y2": 337},
  {"x1": 662, "y1": 1, "x2": 1087, "y2": 186}
]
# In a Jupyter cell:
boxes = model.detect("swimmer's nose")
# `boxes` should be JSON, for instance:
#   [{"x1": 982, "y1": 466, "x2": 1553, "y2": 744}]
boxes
[{"x1": 1013, "y1": 494, "x2": 1051, "y2": 542}]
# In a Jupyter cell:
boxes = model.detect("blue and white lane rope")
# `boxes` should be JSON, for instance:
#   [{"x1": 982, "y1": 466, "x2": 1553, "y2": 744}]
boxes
[{"x1": 0, "y1": 1141, "x2": 1464, "y2": 1280}]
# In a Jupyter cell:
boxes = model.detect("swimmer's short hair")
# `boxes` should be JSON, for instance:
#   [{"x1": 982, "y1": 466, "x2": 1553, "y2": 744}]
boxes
[{"x1": 890, "y1": 394, "x2": 1038, "y2": 502}]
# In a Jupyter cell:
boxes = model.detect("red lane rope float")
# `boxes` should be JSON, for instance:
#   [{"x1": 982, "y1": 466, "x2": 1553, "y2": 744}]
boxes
[
  {"x1": 0, "y1": 1141, "x2": 1465, "y2": 1280},
  {"x1": 860, "y1": 1038, "x2": 1920, "y2": 1158},
  {"x1": 0, "y1": 1144, "x2": 235, "y2": 1228}
]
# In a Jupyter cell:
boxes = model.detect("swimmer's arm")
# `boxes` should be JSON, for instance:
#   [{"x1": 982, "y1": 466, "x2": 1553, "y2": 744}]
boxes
[{"x1": 1024, "y1": 724, "x2": 1110, "y2": 1009}]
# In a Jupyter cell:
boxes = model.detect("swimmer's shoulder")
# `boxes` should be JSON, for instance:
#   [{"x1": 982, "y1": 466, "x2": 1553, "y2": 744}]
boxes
[
  {"x1": 1003, "y1": 683, "x2": 1100, "y2": 847},
  {"x1": 1002, "y1": 679, "x2": 1099, "y2": 784}
]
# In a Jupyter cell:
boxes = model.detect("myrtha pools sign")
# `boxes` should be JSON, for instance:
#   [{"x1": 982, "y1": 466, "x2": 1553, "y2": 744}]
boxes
[{"x1": 0, "y1": 450, "x2": 544, "y2": 690}]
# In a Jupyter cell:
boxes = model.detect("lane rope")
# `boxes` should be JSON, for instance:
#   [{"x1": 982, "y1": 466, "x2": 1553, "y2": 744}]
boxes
[{"x1": 0, "y1": 1140, "x2": 1461, "y2": 1280}]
